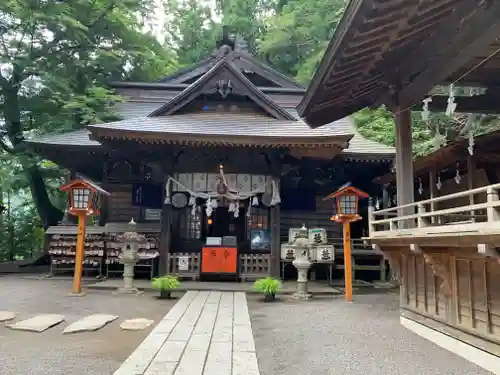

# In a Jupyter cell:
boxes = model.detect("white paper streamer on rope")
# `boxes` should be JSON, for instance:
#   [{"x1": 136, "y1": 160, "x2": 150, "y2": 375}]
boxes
[
  {"x1": 163, "y1": 167, "x2": 281, "y2": 218},
  {"x1": 446, "y1": 84, "x2": 457, "y2": 116},
  {"x1": 454, "y1": 163, "x2": 461, "y2": 184},
  {"x1": 233, "y1": 201, "x2": 239, "y2": 218},
  {"x1": 468, "y1": 131, "x2": 475, "y2": 156},
  {"x1": 270, "y1": 180, "x2": 281, "y2": 205},
  {"x1": 205, "y1": 197, "x2": 213, "y2": 217},
  {"x1": 164, "y1": 178, "x2": 172, "y2": 204},
  {"x1": 421, "y1": 97, "x2": 432, "y2": 122},
  {"x1": 417, "y1": 177, "x2": 423, "y2": 195},
  {"x1": 252, "y1": 196, "x2": 259, "y2": 206}
]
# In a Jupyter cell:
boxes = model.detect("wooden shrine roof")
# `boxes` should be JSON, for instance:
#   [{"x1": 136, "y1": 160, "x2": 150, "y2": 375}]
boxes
[
  {"x1": 374, "y1": 129, "x2": 500, "y2": 185},
  {"x1": 25, "y1": 28, "x2": 395, "y2": 161},
  {"x1": 26, "y1": 108, "x2": 395, "y2": 156},
  {"x1": 298, "y1": 0, "x2": 500, "y2": 127}
]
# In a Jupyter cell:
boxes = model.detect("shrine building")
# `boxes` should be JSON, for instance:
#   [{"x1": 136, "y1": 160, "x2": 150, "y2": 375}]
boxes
[{"x1": 26, "y1": 31, "x2": 394, "y2": 283}]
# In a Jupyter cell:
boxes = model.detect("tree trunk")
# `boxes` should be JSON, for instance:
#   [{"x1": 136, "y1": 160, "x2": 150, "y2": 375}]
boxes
[
  {"x1": 25, "y1": 164, "x2": 64, "y2": 228},
  {"x1": 3, "y1": 77, "x2": 63, "y2": 228}
]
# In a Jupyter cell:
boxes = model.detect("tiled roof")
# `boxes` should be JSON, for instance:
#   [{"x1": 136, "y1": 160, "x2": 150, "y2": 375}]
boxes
[
  {"x1": 26, "y1": 129, "x2": 99, "y2": 147},
  {"x1": 87, "y1": 112, "x2": 353, "y2": 140},
  {"x1": 26, "y1": 102, "x2": 394, "y2": 156}
]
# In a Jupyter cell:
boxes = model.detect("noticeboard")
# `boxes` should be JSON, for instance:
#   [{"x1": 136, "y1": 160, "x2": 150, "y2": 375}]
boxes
[{"x1": 201, "y1": 247, "x2": 237, "y2": 274}]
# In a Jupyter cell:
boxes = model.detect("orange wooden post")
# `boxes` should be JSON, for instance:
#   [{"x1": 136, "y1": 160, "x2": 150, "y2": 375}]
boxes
[
  {"x1": 72, "y1": 213, "x2": 86, "y2": 294},
  {"x1": 343, "y1": 221, "x2": 353, "y2": 302},
  {"x1": 59, "y1": 177, "x2": 110, "y2": 296},
  {"x1": 324, "y1": 183, "x2": 368, "y2": 302}
]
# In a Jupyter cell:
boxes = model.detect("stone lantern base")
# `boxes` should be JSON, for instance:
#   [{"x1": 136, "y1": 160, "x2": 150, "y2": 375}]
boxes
[
  {"x1": 291, "y1": 284, "x2": 312, "y2": 301},
  {"x1": 292, "y1": 258, "x2": 312, "y2": 300},
  {"x1": 113, "y1": 258, "x2": 143, "y2": 295}
]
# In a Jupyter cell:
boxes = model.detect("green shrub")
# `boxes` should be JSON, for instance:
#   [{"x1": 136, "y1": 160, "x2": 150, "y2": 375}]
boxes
[
  {"x1": 254, "y1": 277, "x2": 281, "y2": 295},
  {"x1": 151, "y1": 275, "x2": 180, "y2": 291}
]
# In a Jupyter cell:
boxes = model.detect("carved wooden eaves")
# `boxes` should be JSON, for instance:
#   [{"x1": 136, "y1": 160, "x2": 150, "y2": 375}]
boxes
[{"x1": 148, "y1": 59, "x2": 297, "y2": 121}]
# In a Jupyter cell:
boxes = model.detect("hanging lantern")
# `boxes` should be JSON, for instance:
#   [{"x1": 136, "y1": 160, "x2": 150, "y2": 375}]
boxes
[
  {"x1": 324, "y1": 183, "x2": 368, "y2": 223},
  {"x1": 59, "y1": 178, "x2": 110, "y2": 216}
]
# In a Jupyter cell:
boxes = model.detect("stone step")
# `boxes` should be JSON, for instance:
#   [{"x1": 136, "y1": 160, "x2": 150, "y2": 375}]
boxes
[{"x1": 3, "y1": 314, "x2": 155, "y2": 334}]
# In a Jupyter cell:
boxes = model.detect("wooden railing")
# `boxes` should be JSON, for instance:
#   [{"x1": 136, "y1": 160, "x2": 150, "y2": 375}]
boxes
[{"x1": 368, "y1": 183, "x2": 500, "y2": 238}]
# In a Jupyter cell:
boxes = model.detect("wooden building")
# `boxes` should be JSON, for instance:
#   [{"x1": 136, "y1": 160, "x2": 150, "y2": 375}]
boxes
[
  {"x1": 297, "y1": 0, "x2": 500, "y2": 372},
  {"x1": 26, "y1": 31, "x2": 394, "y2": 282}
]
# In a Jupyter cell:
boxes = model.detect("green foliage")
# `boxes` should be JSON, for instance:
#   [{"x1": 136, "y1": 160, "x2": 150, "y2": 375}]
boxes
[
  {"x1": 152, "y1": 275, "x2": 181, "y2": 291},
  {"x1": 254, "y1": 277, "x2": 281, "y2": 295}
]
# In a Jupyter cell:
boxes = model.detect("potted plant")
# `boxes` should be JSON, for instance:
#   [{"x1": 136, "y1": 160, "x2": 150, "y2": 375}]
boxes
[
  {"x1": 254, "y1": 277, "x2": 281, "y2": 302},
  {"x1": 151, "y1": 275, "x2": 180, "y2": 299}
]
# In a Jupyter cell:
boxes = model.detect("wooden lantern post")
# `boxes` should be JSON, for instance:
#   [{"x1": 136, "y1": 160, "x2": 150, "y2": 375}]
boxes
[
  {"x1": 59, "y1": 178, "x2": 110, "y2": 295},
  {"x1": 324, "y1": 183, "x2": 369, "y2": 302}
]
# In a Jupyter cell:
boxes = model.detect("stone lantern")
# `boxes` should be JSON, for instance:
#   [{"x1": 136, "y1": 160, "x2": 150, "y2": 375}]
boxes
[
  {"x1": 291, "y1": 224, "x2": 312, "y2": 300},
  {"x1": 114, "y1": 219, "x2": 147, "y2": 295}
]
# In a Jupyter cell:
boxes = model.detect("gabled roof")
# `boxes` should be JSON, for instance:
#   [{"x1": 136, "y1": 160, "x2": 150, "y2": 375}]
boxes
[
  {"x1": 157, "y1": 35, "x2": 304, "y2": 90},
  {"x1": 149, "y1": 59, "x2": 297, "y2": 121}
]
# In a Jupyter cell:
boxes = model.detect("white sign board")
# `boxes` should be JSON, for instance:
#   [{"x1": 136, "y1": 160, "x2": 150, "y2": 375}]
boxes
[
  {"x1": 178, "y1": 256, "x2": 189, "y2": 271},
  {"x1": 144, "y1": 209, "x2": 161, "y2": 221}
]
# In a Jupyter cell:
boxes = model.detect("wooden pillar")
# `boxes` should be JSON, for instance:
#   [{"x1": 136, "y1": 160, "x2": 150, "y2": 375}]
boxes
[
  {"x1": 394, "y1": 108, "x2": 414, "y2": 226},
  {"x1": 467, "y1": 155, "x2": 476, "y2": 222},
  {"x1": 269, "y1": 152, "x2": 282, "y2": 278},
  {"x1": 159, "y1": 162, "x2": 173, "y2": 276},
  {"x1": 382, "y1": 183, "x2": 389, "y2": 229},
  {"x1": 270, "y1": 203, "x2": 280, "y2": 278},
  {"x1": 429, "y1": 170, "x2": 438, "y2": 224},
  {"x1": 99, "y1": 157, "x2": 109, "y2": 226}
]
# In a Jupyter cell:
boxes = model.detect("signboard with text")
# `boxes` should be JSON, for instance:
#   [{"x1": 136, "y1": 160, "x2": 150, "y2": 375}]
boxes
[{"x1": 201, "y1": 247, "x2": 237, "y2": 274}]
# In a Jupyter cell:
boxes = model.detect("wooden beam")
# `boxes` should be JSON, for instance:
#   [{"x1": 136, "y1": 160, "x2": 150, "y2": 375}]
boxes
[{"x1": 398, "y1": 1, "x2": 500, "y2": 107}]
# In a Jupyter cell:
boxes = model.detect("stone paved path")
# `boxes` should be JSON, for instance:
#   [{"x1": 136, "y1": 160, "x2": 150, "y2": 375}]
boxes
[{"x1": 114, "y1": 291, "x2": 259, "y2": 375}]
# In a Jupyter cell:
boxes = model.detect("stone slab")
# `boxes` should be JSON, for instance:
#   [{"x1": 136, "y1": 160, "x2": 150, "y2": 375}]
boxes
[
  {"x1": 153, "y1": 340, "x2": 187, "y2": 363},
  {"x1": 174, "y1": 349, "x2": 207, "y2": 375},
  {"x1": 204, "y1": 341, "x2": 232, "y2": 375},
  {"x1": 120, "y1": 318, "x2": 155, "y2": 331},
  {"x1": 63, "y1": 314, "x2": 118, "y2": 334},
  {"x1": 8, "y1": 314, "x2": 65, "y2": 333},
  {"x1": 0, "y1": 311, "x2": 16, "y2": 322},
  {"x1": 233, "y1": 351, "x2": 260, "y2": 375},
  {"x1": 144, "y1": 362, "x2": 177, "y2": 375},
  {"x1": 185, "y1": 333, "x2": 211, "y2": 352}
]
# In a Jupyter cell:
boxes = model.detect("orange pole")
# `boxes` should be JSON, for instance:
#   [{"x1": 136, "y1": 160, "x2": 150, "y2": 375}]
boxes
[
  {"x1": 343, "y1": 221, "x2": 353, "y2": 302},
  {"x1": 72, "y1": 213, "x2": 86, "y2": 294}
]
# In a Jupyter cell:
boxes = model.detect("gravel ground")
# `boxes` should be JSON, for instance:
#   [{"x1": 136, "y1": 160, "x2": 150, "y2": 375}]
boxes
[
  {"x1": 0, "y1": 275, "x2": 179, "y2": 375},
  {"x1": 248, "y1": 291, "x2": 494, "y2": 375}
]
